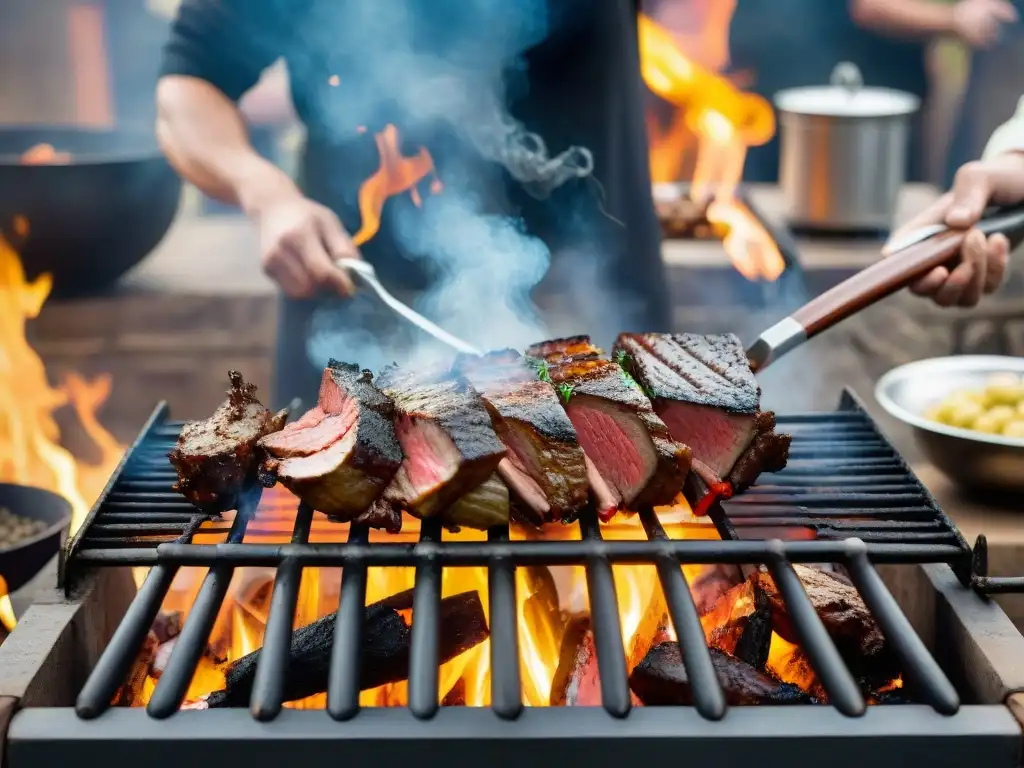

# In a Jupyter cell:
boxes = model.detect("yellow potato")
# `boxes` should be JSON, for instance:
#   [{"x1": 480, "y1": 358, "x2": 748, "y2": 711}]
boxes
[
  {"x1": 986, "y1": 405, "x2": 1016, "y2": 429},
  {"x1": 1003, "y1": 420, "x2": 1024, "y2": 439},
  {"x1": 947, "y1": 400, "x2": 985, "y2": 429},
  {"x1": 973, "y1": 412, "x2": 1005, "y2": 434},
  {"x1": 1016, "y1": 400, "x2": 1024, "y2": 417},
  {"x1": 984, "y1": 384, "x2": 1024, "y2": 407}
]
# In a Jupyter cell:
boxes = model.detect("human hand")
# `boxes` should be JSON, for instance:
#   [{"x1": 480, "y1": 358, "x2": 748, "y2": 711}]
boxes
[
  {"x1": 247, "y1": 186, "x2": 360, "y2": 299},
  {"x1": 884, "y1": 153, "x2": 1024, "y2": 307},
  {"x1": 952, "y1": 0, "x2": 1018, "y2": 48}
]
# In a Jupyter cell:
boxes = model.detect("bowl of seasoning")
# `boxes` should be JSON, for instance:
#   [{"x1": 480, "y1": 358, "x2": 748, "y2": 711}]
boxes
[{"x1": 0, "y1": 484, "x2": 72, "y2": 594}]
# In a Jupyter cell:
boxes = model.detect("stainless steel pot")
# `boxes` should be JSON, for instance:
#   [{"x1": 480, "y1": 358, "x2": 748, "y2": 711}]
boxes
[{"x1": 775, "y1": 62, "x2": 920, "y2": 232}]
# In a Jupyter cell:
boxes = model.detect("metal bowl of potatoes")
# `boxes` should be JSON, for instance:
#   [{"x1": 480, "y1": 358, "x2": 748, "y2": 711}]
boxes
[{"x1": 875, "y1": 356, "x2": 1024, "y2": 494}]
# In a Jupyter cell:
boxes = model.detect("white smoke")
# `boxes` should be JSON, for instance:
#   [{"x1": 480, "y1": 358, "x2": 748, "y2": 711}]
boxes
[{"x1": 301, "y1": 0, "x2": 604, "y2": 372}]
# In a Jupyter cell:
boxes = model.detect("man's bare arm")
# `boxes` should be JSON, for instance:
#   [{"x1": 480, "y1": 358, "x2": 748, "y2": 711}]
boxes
[
  {"x1": 155, "y1": 74, "x2": 297, "y2": 215},
  {"x1": 850, "y1": 0, "x2": 1018, "y2": 46},
  {"x1": 156, "y1": 74, "x2": 357, "y2": 296},
  {"x1": 849, "y1": 0, "x2": 956, "y2": 36}
]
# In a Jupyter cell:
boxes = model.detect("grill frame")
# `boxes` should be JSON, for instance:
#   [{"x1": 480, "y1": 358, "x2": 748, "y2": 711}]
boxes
[{"x1": 59, "y1": 390, "x2": 989, "y2": 727}]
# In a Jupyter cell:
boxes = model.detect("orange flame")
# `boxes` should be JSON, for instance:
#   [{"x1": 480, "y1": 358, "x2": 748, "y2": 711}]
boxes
[
  {"x1": 0, "y1": 227, "x2": 125, "y2": 626},
  {"x1": 638, "y1": 13, "x2": 784, "y2": 282},
  {"x1": 352, "y1": 124, "x2": 443, "y2": 247}
]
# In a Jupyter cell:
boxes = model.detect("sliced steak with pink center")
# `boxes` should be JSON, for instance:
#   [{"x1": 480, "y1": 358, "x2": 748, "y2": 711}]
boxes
[
  {"x1": 259, "y1": 361, "x2": 403, "y2": 525},
  {"x1": 454, "y1": 350, "x2": 589, "y2": 525},
  {"x1": 525, "y1": 336, "x2": 691, "y2": 514},
  {"x1": 614, "y1": 333, "x2": 791, "y2": 498},
  {"x1": 376, "y1": 366, "x2": 507, "y2": 529}
]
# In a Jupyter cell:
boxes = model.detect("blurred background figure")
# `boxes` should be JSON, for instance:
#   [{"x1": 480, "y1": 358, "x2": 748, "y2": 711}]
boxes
[{"x1": 644, "y1": 0, "x2": 1019, "y2": 186}]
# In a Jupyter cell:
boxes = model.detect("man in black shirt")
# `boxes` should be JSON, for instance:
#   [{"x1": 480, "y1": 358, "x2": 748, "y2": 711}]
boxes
[{"x1": 158, "y1": 0, "x2": 670, "y2": 408}]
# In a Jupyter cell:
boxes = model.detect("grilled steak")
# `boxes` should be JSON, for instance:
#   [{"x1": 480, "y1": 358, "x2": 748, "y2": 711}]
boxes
[
  {"x1": 525, "y1": 336, "x2": 691, "y2": 516},
  {"x1": 376, "y1": 365, "x2": 507, "y2": 528},
  {"x1": 169, "y1": 371, "x2": 287, "y2": 512},
  {"x1": 259, "y1": 361, "x2": 403, "y2": 524},
  {"x1": 454, "y1": 350, "x2": 589, "y2": 524},
  {"x1": 614, "y1": 333, "x2": 791, "y2": 498},
  {"x1": 629, "y1": 643, "x2": 811, "y2": 706}
]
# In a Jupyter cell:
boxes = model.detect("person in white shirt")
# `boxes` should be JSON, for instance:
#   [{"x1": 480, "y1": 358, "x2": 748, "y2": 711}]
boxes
[{"x1": 888, "y1": 96, "x2": 1024, "y2": 308}]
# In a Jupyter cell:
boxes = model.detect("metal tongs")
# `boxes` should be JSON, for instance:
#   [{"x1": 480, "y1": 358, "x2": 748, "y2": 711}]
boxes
[
  {"x1": 336, "y1": 258, "x2": 483, "y2": 356},
  {"x1": 746, "y1": 202, "x2": 1024, "y2": 373}
]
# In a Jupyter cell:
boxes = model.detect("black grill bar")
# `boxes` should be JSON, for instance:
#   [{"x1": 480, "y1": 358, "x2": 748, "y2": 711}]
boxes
[
  {"x1": 640, "y1": 510, "x2": 726, "y2": 721},
  {"x1": 326, "y1": 524, "x2": 370, "y2": 720},
  {"x1": 408, "y1": 518, "x2": 443, "y2": 720},
  {"x1": 486, "y1": 525, "x2": 523, "y2": 720},
  {"x1": 131, "y1": 538, "x2": 967, "y2": 568},
  {"x1": 766, "y1": 552, "x2": 865, "y2": 716},
  {"x1": 67, "y1": 393, "x2": 972, "y2": 722},
  {"x1": 579, "y1": 511, "x2": 631, "y2": 718},
  {"x1": 844, "y1": 546, "x2": 959, "y2": 714},
  {"x1": 146, "y1": 490, "x2": 260, "y2": 719},
  {"x1": 75, "y1": 564, "x2": 178, "y2": 718},
  {"x1": 248, "y1": 501, "x2": 315, "y2": 721}
]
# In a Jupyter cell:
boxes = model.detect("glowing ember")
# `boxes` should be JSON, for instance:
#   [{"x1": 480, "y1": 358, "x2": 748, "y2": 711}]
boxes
[
  {"x1": 638, "y1": 14, "x2": 784, "y2": 282},
  {"x1": 352, "y1": 124, "x2": 443, "y2": 247},
  {"x1": 0, "y1": 227, "x2": 125, "y2": 626}
]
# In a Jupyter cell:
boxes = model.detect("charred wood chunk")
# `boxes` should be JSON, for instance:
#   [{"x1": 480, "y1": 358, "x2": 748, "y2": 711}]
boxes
[
  {"x1": 757, "y1": 565, "x2": 901, "y2": 687},
  {"x1": 731, "y1": 580, "x2": 773, "y2": 671},
  {"x1": 629, "y1": 643, "x2": 811, "y2": 707},
  {"x1": 202, "y1": 590, "x2": 488, "y2": 708},
  {"x1": 113, "y1": 631, "x2": 159, "y2": 706},
  {"x1": 549, "y1": 617, "x2": 601, "y2": 707},
  {"x1": 169, "y1": 371, "x2": 287, "y2": 513}
]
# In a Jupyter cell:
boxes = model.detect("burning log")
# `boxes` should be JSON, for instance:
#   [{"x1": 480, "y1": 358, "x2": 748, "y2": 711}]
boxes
[
  {"x1": 113, "y1": 631, "x2": 159, "y2": 706},
  {"x1": 198, "y1": 590, "x2": 488, "y2": 708},
  {"x1": 629, "y1": 643, "x2": 811, "y2": 706},
  {"x1": 549, "y1": 617, "x2": 600, "y2": 706},
  {"x1": 707, "y1": 578, "x2": 773, "y2": 671}
]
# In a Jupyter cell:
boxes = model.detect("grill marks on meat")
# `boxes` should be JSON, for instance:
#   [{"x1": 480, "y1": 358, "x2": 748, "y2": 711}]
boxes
[
  {"x1": 455, "y1": 350, "x2": 588, "y2": 524},
  {"x1": 377, "y1": 366, "x2": 508, "y2": 528},
  {"x1": 259, "y1": 362, "x2": 402, "y2": 523},
  {"x1": 614, "y1": 333, "x2": 791, "y2": 496},
  {"x1": 525, "y1": 336, "x2": 691, "y2": 515},
  {"x1": 169, "y1": 371, "x2": 287, "y2": 512}
]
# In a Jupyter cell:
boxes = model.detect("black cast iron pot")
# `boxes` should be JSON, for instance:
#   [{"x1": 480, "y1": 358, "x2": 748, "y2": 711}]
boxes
[{"x1": 0, "y1": 126, "x2": 182, "y2": 298}]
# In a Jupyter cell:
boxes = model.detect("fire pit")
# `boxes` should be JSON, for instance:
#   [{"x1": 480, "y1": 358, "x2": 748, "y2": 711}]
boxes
[{"x1": 0, "y1": 392, "x2": 1022, "y2": 766}]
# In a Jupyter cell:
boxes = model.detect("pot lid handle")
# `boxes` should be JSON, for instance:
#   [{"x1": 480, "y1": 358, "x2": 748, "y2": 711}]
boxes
[{"x1": 830, "y1": 62, "x2": 863, "y2": 94}]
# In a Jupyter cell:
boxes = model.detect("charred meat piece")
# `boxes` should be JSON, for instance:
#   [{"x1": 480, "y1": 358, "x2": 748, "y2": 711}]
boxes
[
  {"x1": 525, "y1": 336, "x2": 691, "y2": 515},
  {"x1": 454, "y1": 350, "x2": 589, "y2": 524},
  {"x1": 259, "y1": 362, "x2": 403, "y2": 524},
  {"x1": 169, "y1": 371, "x2": 287, "y2": 512},
  {"x1": 629, "y1": 643, "x2": 811, "y2": 706},
  {"x1": 376, "y1": 366, "x2": 507, "y2": 529},
  {"x1": 614, "y1": 333, "x2": 791, "y2": 496}
]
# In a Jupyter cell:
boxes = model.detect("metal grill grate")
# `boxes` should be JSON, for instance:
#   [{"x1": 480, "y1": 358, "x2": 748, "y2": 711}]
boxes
[{"x1": 61, "y1": 390, "x2": 984, "y2": 723}]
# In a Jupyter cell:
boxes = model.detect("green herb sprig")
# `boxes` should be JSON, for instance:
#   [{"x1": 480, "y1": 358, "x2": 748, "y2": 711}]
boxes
[{"x1": 557, "y1": 382, "x2": 575, "y2": 404}]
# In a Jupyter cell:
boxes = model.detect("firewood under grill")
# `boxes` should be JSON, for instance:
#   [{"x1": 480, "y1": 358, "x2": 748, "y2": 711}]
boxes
[{"x1": 189, "y1": 589, "x2": 488, "y2": 709}]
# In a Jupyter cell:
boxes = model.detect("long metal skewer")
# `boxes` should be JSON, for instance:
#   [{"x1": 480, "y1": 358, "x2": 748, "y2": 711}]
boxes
[{"x1": 336, "y1": 258, "x2": 483, "y2": 356}]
